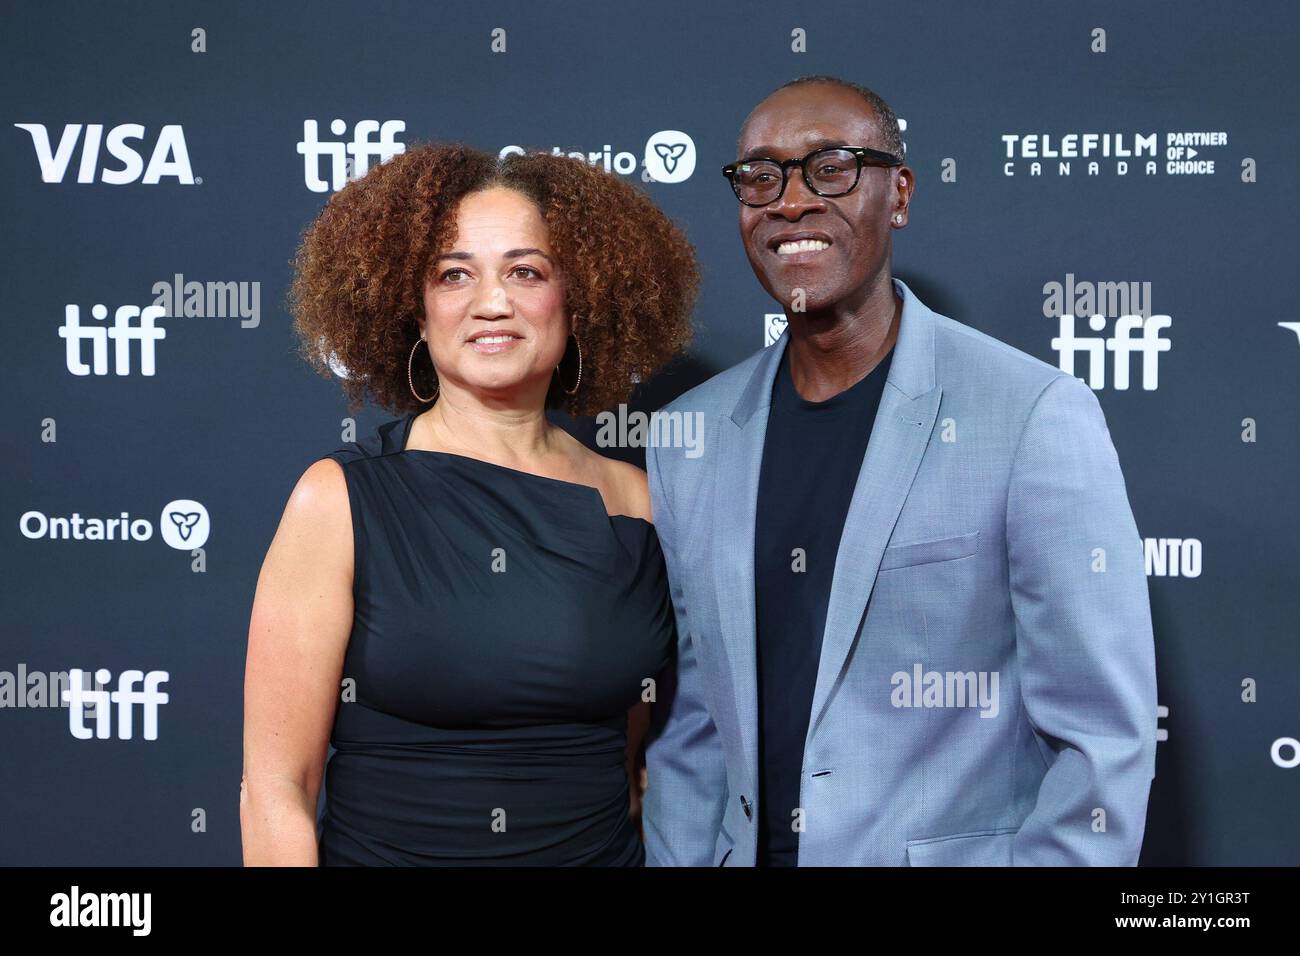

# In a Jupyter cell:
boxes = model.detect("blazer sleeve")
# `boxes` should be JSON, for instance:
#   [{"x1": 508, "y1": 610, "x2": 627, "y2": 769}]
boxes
[
  {"x1": 642, "y1": 441, "x2": 729, "y2": 866},
  {"x1": 1005, "y1": 374, "x2": 1158, "y2": 865}
]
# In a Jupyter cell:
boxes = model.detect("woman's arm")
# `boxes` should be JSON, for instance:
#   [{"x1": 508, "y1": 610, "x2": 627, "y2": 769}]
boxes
[
  {"x1": 626, "y1": 700, "x2": 650, "y2": 824},
  {"x1": 240, "y1": 458, "x2": 354, "y2": 866}
]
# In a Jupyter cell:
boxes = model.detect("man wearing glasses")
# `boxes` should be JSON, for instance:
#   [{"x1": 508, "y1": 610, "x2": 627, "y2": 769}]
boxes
[{"x1": 643, "y1": 76, "x2": 1157, "y2": 866}]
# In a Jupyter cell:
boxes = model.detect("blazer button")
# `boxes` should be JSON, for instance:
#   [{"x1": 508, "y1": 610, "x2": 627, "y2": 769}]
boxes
[{"x1": 740, "y1": 795, "x2": 752, "y2": 820}]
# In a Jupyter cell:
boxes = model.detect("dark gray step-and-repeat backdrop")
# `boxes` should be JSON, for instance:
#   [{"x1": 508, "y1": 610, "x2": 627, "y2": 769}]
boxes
[{"x1": 2, "y1": 1, "x2": 1296, "y2": 865}]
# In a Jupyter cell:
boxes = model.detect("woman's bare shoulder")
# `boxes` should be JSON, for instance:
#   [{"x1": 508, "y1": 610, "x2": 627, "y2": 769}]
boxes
[
  {"x1": 289, "y1": 458, "x2": 351, "y2": 526},
  {"x1": 268, "y1": 457, "x2": 353, "y2": 577},
  {"x1": 596, "y1": 455, "x2": 651, "y2": 522},
  {"x1": 560, "y1": 432, "x2": 651, "y2": 522}
]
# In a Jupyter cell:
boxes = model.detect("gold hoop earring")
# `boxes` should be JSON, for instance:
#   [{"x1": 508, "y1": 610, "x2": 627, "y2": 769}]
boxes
[
  {"x1": 408, "y1": 336, "x2": 438, "y2": 403},
  {"x1": 557, "y1": 333, "x2": 582, "y2": 396}
]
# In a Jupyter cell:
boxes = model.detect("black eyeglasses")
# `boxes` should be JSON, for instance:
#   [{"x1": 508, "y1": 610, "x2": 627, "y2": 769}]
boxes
[{"x1": 722, "y1": 145, "x2": 903, "y2": 207}]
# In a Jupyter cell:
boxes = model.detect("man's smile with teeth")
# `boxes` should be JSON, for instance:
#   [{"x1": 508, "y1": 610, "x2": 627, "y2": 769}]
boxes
[{"x1": 776, "y1": 238, "x2": 831, "y2": 256}]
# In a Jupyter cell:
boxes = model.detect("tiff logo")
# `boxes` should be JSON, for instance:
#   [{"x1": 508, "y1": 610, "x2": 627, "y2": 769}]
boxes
[
  {"x1": 1044, "y1": 275, "x2": 1170, "y2": 390},
  {"x1": 60, "y1": 304, "x2": 167, "y2": 376},
  {"x1": 61, "y1": 669, "x2": 169, "y2": 740},
  {"x1": 1050, "y1": 314, "x2": 1172, "y2": 390},
  {"x1": 297, "y1": 119, "x2": 406, "y2": 192}
]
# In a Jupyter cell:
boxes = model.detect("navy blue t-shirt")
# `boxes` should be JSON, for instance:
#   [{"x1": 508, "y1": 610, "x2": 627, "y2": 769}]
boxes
[{"x1": 754, "y1": 341, "x2": 894, "y2": 866}]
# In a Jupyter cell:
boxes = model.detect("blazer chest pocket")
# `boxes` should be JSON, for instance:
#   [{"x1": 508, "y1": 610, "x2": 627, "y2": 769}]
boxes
[{"x1": 879, "y1": 530, "x2": 979, "y2": 572}]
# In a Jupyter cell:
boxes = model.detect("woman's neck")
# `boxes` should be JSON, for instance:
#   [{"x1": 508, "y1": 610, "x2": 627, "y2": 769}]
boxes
[{"x1": 416, "y1": 389, "x2": 558, "y2": 465}]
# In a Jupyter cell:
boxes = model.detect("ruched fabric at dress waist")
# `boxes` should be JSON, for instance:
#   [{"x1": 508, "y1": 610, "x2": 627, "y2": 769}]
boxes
[
  {"x1": 329, "y1": 700, "x2": 629, "y2": 762},
  {"x1": 329, "y1": 736, "x2": 627, "y2": 768},
  {"x1": 319, "y1": 705, "x2": 639, "y2": 865}
]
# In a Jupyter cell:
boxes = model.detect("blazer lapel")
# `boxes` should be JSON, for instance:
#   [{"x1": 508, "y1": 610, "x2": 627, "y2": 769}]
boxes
[
  {"x1": 806, "y1": 277, "x2": 942, "y2": 739},
  {"x1": 712, "y1": 332, "x2": 788, "y2": 788}
]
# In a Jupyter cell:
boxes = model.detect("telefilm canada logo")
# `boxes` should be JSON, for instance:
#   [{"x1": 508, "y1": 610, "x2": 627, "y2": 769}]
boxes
[
  {"x1": 19, "y1": 499, "x2": 210, "y2": 549},
  {"x1": 1001, "y1": 130, "x2": 1229, "y2": 177}
]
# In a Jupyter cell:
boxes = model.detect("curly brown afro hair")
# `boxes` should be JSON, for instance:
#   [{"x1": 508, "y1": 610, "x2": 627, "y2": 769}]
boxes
[{"x1": 289, "y1": 142, "x2": 700, "y2": 417}]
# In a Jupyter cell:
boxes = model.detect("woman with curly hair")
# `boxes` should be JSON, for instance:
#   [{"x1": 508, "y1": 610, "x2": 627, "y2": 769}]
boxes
[{"x1": 240, "y1": 144, "x2": 699, "y2": 866}]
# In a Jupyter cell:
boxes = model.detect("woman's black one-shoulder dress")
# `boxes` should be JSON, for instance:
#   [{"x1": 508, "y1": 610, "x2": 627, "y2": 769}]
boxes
[{"x1": 316, "y1": 413, "x2": 673, "y2": 865}]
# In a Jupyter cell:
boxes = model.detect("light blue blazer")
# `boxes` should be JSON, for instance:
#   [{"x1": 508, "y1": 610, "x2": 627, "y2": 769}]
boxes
[{"x1": 643, "y1": 276, "x2": 1157, "y2": 866}]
